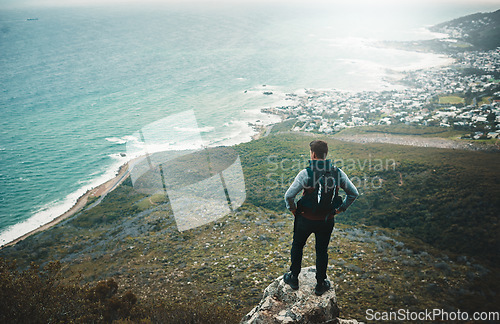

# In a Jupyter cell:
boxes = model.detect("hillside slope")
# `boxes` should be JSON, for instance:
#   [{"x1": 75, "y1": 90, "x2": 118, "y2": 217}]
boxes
[
  {"x1": 239, "y1": 133, "x2": 499, "y2": 265},
  {"x1": 379, "y1": 9, "x2": 500, "y2": 53},
  {"x1": 430, "y1": 9, "x2": 500, "y2": 50},
  {"x1": 1, "y1": 132, "x2": 499, "y2": 321}
]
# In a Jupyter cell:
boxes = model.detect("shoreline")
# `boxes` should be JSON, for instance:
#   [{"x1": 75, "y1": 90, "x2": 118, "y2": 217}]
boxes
[
  {"x1": 1, "y1": 161, "x2": 132, "y2": 248},
  {"x1": 0, "y1": 114, "x2": 276, "y2": 249},
  {"x1": 3, "y1": 120, "x2": 493, "y2": 248},
  {"x1": 0, "y1": 32, "x2": 477, "y2": 249}
]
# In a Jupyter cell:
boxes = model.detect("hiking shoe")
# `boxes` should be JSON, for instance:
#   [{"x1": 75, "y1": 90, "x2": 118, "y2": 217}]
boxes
[
  {"x1": 314, "y1": 279, "x2": 331, "y2": 296},
  {"x1": 283, "y1": 272, "x2": 299, "y2": 290}
]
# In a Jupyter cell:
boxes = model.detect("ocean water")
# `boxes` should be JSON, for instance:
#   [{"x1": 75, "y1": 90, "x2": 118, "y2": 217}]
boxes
[{"x1": 0, "y1": 1, "x2": 497, "y2": 245}]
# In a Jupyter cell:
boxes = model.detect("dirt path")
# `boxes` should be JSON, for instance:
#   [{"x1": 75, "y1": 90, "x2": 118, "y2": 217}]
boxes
[{"x1": 333, "y1": 133, "x2": 500, "y2": 152}]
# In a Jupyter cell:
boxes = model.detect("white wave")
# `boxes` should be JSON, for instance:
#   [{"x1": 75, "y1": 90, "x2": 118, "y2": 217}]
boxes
[
  {"x1": 411, "y1": 27, "x2": 449, "y2": 40},
  {"x1": 322, "y1": 36, "x2": 374, "y2": 48},
  {"x1": 0, "y1": 156, "x2": 127, "y2": 247},
  {"x1": 105, "y1": 137, "x2": 128, "y2": 144},
  {"x1": 173, "y1": 126, "x2": 215, "y2": 133},
  {"x1": 0, "y1": 187, "x2": 84, "y2": 246},
  {"x1": 337, "y1": 58, "x2": 387, "y2": 76},
  {"x1": 207, "y1": 120, "x2": 256, "y2": 147},
  {"x1": 391, "y1": 53, "x2": 454, "y2": 72},
  {"x1": 0, "y1": 103, "x2": 285, "y2": 246}
]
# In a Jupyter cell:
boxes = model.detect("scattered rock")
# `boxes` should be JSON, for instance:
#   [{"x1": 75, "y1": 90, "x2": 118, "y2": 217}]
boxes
[{"x1": 241, "y1": 266, "x2": 362, "y2": 324}]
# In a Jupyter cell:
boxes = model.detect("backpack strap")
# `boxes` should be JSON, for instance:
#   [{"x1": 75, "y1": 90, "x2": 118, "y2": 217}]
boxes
[
  {"x1": 333, "y1": 167, "x2": 340, "y2": 198},
  {"x1": 321, "y1": 166, "x2": 340, "y2": 222},
  {"x1": 305, "y1": 166, "x2": 314, "y2": 188}
]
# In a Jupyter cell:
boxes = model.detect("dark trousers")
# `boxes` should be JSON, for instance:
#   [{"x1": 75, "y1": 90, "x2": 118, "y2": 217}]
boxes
[{"x1": 290, "y1": 214, "x2": 335, "y2": 282}]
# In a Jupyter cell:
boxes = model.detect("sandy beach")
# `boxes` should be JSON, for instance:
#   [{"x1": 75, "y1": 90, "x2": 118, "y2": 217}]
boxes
[{"x1": 2, "y1": 161, "x2": 132, "y2": 248}]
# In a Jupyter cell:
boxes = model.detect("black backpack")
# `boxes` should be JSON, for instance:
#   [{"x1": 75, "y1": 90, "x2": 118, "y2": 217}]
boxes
[{"x1": 297, "y1": 162, "x2": 343, "y2": 221}]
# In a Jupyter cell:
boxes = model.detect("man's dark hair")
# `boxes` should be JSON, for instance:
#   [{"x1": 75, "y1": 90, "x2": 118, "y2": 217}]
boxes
[{"x1": 310, "y1": 140, "x2": 328, "y2": 159}]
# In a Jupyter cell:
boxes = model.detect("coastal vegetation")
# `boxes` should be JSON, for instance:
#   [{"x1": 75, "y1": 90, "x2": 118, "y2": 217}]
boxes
[
  {"x1": 0, "y1": 258, "x2": 237, "y2": 323},
  {"x1": 430, "y1": 9, "x2": 500, "y2": 51},
  {"x1": 239, "y1": 133, "x2": 499, "y2": 264},
  {"x1": 383, "y1": 9, "x2": 500, "y2": 53},
  {"x1": 1, "y1": 131, "x2": 498, "y2": 322}
]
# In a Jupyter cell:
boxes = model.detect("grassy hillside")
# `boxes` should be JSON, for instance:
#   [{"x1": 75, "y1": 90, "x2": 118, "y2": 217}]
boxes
[
  {"x1": 238, "y1": 133, "x2": 499, "y2": 264},
  {"x1": 430, "y1": 9, "x2": 500, "y2": 51},
  {"x1": 1, "y1": 201, "x2": 496, "y2": 321},
  {"x1": 1, "y1": 131, "x2": 499, "y2": 322}
]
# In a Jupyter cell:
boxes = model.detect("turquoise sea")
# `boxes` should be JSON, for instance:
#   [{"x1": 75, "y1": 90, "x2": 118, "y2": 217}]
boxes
[{"x1": 1, "y1": 1, "x2": 498, "y2": 244}]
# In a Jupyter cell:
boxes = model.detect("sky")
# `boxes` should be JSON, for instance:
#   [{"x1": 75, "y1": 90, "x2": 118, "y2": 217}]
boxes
[{"x1": 1, "y1": 0, "x2": 499, "y2": 9}]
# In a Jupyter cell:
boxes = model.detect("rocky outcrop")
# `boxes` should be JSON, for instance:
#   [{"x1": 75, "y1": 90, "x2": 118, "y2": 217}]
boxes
[{"x1": 241, "y1": 267, "x2": 360, "y2": 324}]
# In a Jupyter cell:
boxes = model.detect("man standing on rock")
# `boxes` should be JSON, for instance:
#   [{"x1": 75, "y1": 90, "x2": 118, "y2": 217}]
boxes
[{"x1": 284, "y1": 140, "x2": 358, "y2": 295}]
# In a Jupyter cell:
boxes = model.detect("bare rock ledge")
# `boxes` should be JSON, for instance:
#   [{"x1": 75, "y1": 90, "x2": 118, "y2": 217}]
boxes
[{"x1": 241, "y1": 266, "x2": 362, "y2": 324}]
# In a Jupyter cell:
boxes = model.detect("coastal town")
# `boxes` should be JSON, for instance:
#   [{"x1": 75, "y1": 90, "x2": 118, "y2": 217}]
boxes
[{"x1": 262, "y1": 48, "x2": 500, "y2": 140}]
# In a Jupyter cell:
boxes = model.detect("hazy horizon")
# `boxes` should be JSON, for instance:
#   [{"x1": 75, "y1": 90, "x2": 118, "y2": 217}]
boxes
[{"x1": 1, "y1": 0, "x2": 499, "y2": 11}]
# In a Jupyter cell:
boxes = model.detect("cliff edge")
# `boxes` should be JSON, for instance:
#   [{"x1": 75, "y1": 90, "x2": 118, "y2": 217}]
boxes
[{"x1": 241, "y1": 266, "x2": 361, "y2": 324}]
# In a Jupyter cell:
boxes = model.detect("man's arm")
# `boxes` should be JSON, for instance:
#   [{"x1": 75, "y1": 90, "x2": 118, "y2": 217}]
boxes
[
  {"x1": 284, "y1": 169, "x2": 309, "y2": 215},
  {"x1": 336, "y1": 168, "x2": 359, "y2": 213}
]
